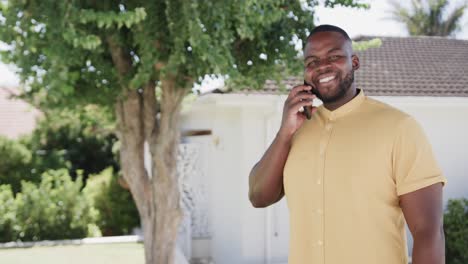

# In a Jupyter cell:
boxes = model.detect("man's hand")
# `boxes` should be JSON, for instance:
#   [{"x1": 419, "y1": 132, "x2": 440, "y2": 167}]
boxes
[{"x1": 278, "y1": 84, "x2": 317, "y2": 139}]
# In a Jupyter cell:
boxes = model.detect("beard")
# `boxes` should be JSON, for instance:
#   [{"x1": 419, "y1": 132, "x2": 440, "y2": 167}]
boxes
[{"x1": 312, "y1": 69, "x2": 355, "y2": 104}]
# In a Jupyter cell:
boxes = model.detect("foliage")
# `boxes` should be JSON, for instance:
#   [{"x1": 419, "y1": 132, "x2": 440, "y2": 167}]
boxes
[
  {"x1": 0, "y1": 136, "x2": 37, "y2": 194},
  {"x1": 389, "y1": 0, "x2": 467, "y2": 37},
  {"x1": 0, "y1": 184, "x2": 17, "y2": 241},
  {"x1": 324, "y1": 0, "x2": 369, "y2": 9},
  {"x1": 0, "y1": 104, "x2": 118, "y2": 195},
  {"x1": 0, "y1": 0, "x2": 369, "y2": 106},
  {"x1": 444, "y1": 198, "x2": 468, "y2": 264},
  {"x1": 84, "y1": 167, "x2": 139, "y2": 236},
  {"x1": 352, "y1": 38, "x2": 382, "y2": 52},
  {"x1": 21, "y1": 105, "x2": 119, "y2": 182},
  {"x1": 0, "y1": 169, "x2": 99, "y2": 242}
]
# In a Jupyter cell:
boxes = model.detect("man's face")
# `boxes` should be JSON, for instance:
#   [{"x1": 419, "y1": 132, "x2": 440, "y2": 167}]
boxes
[{"x1": 303, "y1": 31, "x2": 359, "y2": 104}]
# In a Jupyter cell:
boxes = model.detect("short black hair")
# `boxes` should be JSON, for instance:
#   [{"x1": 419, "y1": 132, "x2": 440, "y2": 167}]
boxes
[{"x1": 307, "y1": 24, "x2": 351, "y2": 42}]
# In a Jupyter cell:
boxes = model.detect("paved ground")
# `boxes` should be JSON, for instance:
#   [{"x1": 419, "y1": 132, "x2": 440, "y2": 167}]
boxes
[{"x1": 0, "y1": 243, "x2": 145, "y2": 264}]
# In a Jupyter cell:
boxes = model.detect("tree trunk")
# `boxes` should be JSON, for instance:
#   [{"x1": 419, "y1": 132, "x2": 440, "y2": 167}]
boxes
[
  {"x1": 150, "y1": 77, "x2": 185, "y2": 263},
  {"x1": 115, "y1": 88, "x2": 153, "y2": 262},
  {"x1": 115, "y1": 79, "x2": 185, "y2": 264},
  {"x1": 109, "y1": 34, "x2": 186, "y2": 264}
]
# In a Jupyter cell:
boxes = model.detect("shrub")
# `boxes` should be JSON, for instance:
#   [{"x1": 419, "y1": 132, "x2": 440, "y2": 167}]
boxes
[
  {"x1": 0, "y1": 104, "x2": 119, "y2": 193},
  {"x1": 444, "y1": 198, "x2": 468, "y2": 264},
  {"x1": 20, "y1": 105, "x2": 119, "y2": 183},
  {"x1": 0, "y1": 185, "x2": 18, "y2": 242},
  {"x1": 0, "y1": 136, "x2": 37, "y2": 194},
  {"x1": 84, "y1": 168, "x2": 140, "y2": 236},
  {"x1": 11, "y1": 169, "x2": 99, "y2": 241}
]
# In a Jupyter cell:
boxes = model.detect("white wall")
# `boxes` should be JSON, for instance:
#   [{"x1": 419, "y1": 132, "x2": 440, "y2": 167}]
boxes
[
  {"x1": 181, "y1": 100, "x2": 267, "y2": 264},
  {"x1": 180, "y1": 94, "x2": 468, "y2": 263}
]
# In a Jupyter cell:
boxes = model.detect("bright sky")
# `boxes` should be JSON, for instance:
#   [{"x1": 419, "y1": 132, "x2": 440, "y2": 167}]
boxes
[
  {"x1": 1, "y1": 0, "x2": 467, "y2": 90},
  {"x1": 315, "y1": 0, "x2": 468, "y2": 39}
]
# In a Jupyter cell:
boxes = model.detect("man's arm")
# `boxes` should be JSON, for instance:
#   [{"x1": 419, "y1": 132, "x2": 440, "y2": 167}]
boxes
[
  {"x1": 249, "y1": 133, "x2": 291, "y2": 208},
  {"x1": 400, "y1": 183, "x2": 445, "y2": 264},
  {"x1": 249, "y1": 84, "x2": 316, "y2": 208}
]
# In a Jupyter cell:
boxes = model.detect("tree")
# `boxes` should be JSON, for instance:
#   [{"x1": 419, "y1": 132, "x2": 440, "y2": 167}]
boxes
[
  {"x1": 23, "y1": 105, "x2": 119, "y2": 183},
  {"x1": 389, "y1": 0, "x2": 467, "y2": 36},
  {"x1": 444, "y1": 198, "x2": 468, "y2": 264},
  {"x1": 0, "y1": 0, "x2": 367, "y2": 263}
]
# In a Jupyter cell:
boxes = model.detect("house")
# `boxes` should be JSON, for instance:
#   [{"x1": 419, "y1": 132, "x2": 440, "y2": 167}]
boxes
[
  {"x1": 180, "y1": 36, "x2": 468, "y2": 264},
  {"x1": 0, "y1": 62, "x2": 41, "y2": 139},
  {"x1": 0, "y1": 87, "x2": 40, "y2": 139}
]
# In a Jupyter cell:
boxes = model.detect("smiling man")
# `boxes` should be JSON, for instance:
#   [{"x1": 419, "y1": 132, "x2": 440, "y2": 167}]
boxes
[{"x1": 248, "y1": 25, "x2": 446, "y2": 264}]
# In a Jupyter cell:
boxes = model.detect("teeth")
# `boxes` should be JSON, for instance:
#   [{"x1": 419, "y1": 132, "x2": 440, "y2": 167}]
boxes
[{"x1": 319, "y1": 76, "x2": 335, "y2": 83}]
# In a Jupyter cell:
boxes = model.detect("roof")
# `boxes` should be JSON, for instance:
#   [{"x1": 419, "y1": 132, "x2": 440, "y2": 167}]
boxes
[
  {"x1": 229, "y1": 36, "x2": 468, "y2": 97},
  {"x1": 0, "y1": 88, "x2": 41, "y2": 139}
]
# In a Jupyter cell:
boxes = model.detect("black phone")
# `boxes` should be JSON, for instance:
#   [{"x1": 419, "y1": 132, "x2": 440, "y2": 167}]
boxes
[{"x1": 303, "y1": 80, "x2": 313, "y2": 120}]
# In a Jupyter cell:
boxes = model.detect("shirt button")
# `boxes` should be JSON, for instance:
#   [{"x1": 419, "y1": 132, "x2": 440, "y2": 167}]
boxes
[
  {"x1": 319, "y1": 148, "x2": 325, "y2": 156},
  {"x1": 326, "y1": 124, "x2": 333, "y2": 130},
  {"x1": 317, "y1": 240, "x2": 323, "y2": 246}
]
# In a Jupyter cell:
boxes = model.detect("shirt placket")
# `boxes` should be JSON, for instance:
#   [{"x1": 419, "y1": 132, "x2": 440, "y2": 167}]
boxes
[{"x1": 316, "y1": 116, "x2": 334, "y2": 264}]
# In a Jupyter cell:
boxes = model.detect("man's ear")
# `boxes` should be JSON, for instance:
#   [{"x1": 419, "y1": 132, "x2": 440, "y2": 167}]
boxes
[{"x1": 352, "y1": 54, "x2": 360, "y2": 70}]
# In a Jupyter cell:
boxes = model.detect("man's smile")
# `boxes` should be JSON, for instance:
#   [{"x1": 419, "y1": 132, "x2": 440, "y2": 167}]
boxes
[{"x1": 319, "y1": 75, "x2": 335, "y2": 83}]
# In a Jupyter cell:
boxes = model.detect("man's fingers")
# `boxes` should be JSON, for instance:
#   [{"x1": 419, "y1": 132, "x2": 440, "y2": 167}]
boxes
[
  {"x1": 285, "y1": 89, "x2": 315, "y2": 108},
  {"x1": 288, "y1": 92, "x2": 316, "y2": 106},
  {"x1": 287, "y1": 84, "x2": 312, "y2": 100},
  {"x1": 289, "y1": 100, "x2": 315, "y2": 115}
]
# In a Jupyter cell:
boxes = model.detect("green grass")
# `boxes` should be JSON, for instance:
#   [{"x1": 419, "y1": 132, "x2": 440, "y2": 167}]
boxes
[{"x1": 0, "y1": 243, "x2": 145, "y2": 264}]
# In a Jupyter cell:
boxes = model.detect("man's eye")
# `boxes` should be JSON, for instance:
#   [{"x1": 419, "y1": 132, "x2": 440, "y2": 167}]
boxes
[
  {"x1": 329, "y1": 55, "x2": 340, "y2": 61},
  {"x1": 307, "y1": 60, "x2": 319, "y2": 67}
]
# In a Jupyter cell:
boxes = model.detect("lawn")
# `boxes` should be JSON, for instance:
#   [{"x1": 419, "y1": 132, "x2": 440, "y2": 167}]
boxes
[{"x1": 0, "y1": 243, "x2": 145, "y2": 264}]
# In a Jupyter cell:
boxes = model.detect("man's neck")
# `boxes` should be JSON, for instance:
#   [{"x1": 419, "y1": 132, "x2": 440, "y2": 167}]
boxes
[{"x1": 323, "y1": 85, "x2": 358, "y2": 111}]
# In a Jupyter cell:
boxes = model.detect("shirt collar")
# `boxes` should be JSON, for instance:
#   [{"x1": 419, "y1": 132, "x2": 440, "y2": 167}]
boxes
[{"x1": 318, "y1": 89, "x2": 365, "y2": 121}]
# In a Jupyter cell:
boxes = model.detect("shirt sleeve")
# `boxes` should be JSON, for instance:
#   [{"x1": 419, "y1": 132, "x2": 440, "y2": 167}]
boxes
[{"x1": 392, "y1": 116, "x2": 447, "y2": 196}]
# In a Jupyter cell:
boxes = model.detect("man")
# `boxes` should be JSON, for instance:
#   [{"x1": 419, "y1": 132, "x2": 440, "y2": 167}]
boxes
[{"x1": 248, "y1": 24, "x2": 446, "y2": 264}]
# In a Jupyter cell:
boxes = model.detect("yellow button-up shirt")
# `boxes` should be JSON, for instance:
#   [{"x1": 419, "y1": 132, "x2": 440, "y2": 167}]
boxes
[{"x1": 284, "y1": 90, "x2": 446, "y2": 264}]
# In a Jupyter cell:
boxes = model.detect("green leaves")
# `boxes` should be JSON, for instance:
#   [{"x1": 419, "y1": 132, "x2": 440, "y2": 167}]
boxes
[
  {"x1": 83, "y1": 167, "x2": 139, "y2": 236},
  {"x1": 235, "y1": 0, "x2": 286, "y2": 40},
  {"x1": 62, "y1": 27, "x2": 102, "y2": 50},
  {"x1": 0, "y1": 185, "x2": 16, "y2": 241},
  {"x1": 324, "y1": 0, "x2": 370, "y2": 9},
  {"x1": 444, "y1": 198, "x2": 468, "y2": 264},
  {"x1": 79, "y1": 7, "x2": 147, "y2": 30},
  {"x1": 389, "y1": 0, "x2": 467, "y2": 36},
  {"x1": 0, "y1": 169, "x2": 99, "y2": 242},
  {"x1": 352, "y1": 38, "x2": 382, "y2": 52},
  {"x1": 0, "y1": 136, "x2": 34, "y2": 194},
  {"x1": 0, "y1": 0, "x2": 368, "y2": 111}
]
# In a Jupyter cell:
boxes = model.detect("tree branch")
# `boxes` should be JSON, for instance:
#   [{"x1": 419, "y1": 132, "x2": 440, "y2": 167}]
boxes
[
  {"x1": 106, "y1": 34, "x2": 132, "y2": 84},
  {"x1": 150, "y1": 76, "x2": 186, "y2": 181},
  {"x1": 142, "y1": 81, "x2": 159, "y2": 145},
  {"x1": 115, "y1": 91, "x2": 152, "y2": 216}
]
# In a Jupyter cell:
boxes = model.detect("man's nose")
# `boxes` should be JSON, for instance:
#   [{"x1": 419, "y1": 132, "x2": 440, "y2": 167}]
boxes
[{"x1": 316, "y1": 59, "x2": 331, "y2": 73}]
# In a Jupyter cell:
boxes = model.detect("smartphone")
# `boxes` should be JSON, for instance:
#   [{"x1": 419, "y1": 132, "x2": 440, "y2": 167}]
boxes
[{"x1": 303, "y1": 80, "x2": 313, "y2": 120}]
